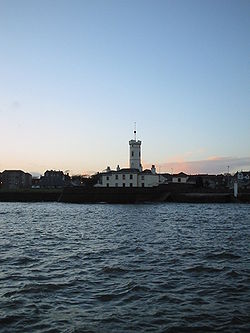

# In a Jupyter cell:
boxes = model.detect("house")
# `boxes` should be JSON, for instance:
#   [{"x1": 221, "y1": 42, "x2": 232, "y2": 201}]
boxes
[
  {"x1": 96, "y1": 132, "x2": 167, "y2": 188},
  {"x1": 39, "y1": 170, "x2": 70, "y2": 188},
  {"x1": 97, "y1": 166, "x2": 165, "y2": 188},
  {"x1": 236, "y1": 171, "x2": 250, "y2": 182},
  {"x1": 1, "y1": 170, "x2": 32, "y2": 190},
  {"x1": 172, "y1": 172, "x2": 189, "y2": 183},
  {"x1": 187, "y1": 174, "x2": 231, "y2": 189},
  {"x1": 235, "y1": 171, "x2": 250, "y2": 189},
  {"x1": 187, "y1": 174, "x2": 216, "y2": 188}
]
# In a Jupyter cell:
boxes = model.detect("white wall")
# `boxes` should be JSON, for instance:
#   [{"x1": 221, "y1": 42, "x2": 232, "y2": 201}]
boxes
[
  {"x1": 97, "y1": 172, "x2": 165, "y2": 187},
  {"x1": 101, "y1": 173, "x2": 138, "y2": 187}
]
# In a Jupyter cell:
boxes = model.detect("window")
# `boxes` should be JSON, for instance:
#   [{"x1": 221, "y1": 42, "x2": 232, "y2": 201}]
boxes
[
  {"x1": 132, "y1": 151, "x2": 134, "y2": 157},
  {"x1": 106, "y1": 176, "x2": 109, "y2": 180},
  {"x1": 122, "y1": 175, "x2": 125, "y2": 180},
  {"x1": 130, "y1": 174, "x2": 133, "y2": 179},
  {"x1": 130, "y1": 183, "x2": 133, "y2": 187},
  {"x1": 107, "y1": 183, "x2": 109, "y2": 187},
  {"x1": 115, "y1": 175, "x2": 118, "y2": 180},
  {"x1": 142, "y1": 183, "x2": 145, "y2": 187},
  {"x1": 123, "y1": 183, "x2": 126, "y2": 187},
  {"x1": 178, "y1": 178, "x2": 181, "y2": 183}
]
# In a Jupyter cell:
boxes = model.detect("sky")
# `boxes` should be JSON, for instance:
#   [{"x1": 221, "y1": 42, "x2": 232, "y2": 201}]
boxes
[{"x1": 0, "y1": 0, "x2": 249, "y2": 176}]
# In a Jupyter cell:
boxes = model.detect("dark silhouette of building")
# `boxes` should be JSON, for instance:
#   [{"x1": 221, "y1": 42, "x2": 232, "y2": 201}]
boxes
[
  {"x1": 187, "y1": 174, "x2": 231, "y2": 189},
  {"x1": 234, "y1": 171, "x2": 250, "y2": 189},
  {"x1": 39, "y1": 170, "x2": 70, "y2": 188},
  {"x1": 1, "y1": 170, "x2": 32, "y2": 190}
]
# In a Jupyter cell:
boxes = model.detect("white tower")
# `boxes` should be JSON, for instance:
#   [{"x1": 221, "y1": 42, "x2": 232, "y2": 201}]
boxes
[{"x1": 129, "y1": 127, "x2": 142, "y2": 171}]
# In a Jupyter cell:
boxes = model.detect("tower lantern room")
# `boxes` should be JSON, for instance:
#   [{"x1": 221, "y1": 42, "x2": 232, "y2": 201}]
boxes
[{"x1": 129, "y1": 128, "x2": 142, "y2": 171}]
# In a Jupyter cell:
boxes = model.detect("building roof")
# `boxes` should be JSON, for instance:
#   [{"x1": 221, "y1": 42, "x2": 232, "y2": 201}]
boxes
[
  {"x1": 100, "y1": 168, "x2": 156, "y2": 175},
  {"x1": 236, "y1": 171, "x2": 250, "y2": 176},
  {"x1": 141, "y1": 169, "x2": 153, "y2": 174},
  {"x1": 45, "y1": 170, "x2": 64, "y2": 174},
  {"x1": 173, "y1": 172, "x2": 188, "y2": 177},
  {"x1": 3, "y1": 170, "x2": 25, "y2": 173}
]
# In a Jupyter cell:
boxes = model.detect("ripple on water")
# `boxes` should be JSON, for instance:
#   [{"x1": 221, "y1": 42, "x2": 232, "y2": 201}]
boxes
[{"x1": 0, "y1": 202, "x2": 249, "y2": 333}]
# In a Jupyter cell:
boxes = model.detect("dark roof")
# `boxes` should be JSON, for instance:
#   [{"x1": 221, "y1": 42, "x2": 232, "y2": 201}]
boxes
[
  {"x1": 2, "y1": 170, "x2": 25, "y2": 174},
  {"x1": 100, "y1": 168, "x2": 156, "y2": 175},
  {"x1": 173, "y1": 172, "x2": 188, "y2": 177},
  {"x1": 141, "y1": 169, "x2": 153, "y2": 174},
  {"x1": 45, "y1": 170, "x2": 64, "y2": 173},
  {"x1": 119, "y1": 168, "x2": 140, "y2": 173},
  {"x1": 189, "y1": 174, "x2": 217, "y2": 179},
  {"x1": 236, "y1": 171, "x2": 250, "y2": 175}
]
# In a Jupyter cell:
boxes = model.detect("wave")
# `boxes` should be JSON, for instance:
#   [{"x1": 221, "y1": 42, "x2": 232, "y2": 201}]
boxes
[
  {"x1": 184, "y1": 265, "x2": 225, "y2": 274},
  {"x1": 226, "y1": 269, "x2": 242, "y2": 278},
  {"x1": 205, "y1": 251, "x2": 241, "y2": 260},
  {"x1": 3, "y1": 282, "x2": 72, "y2": 298},
  {"x1": 14, "y1": 256, "x2": 38, "y2": 265},
  {"x1": 101, "y1": 266, "x2": 127, "y2": 274},
  {"x1": 0, "y1": 314, "x2": 23, "y2": 325}
]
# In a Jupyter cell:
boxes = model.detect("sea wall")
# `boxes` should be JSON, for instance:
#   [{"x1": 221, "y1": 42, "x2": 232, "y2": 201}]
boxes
[
  {"x1": 0, "y1": 187, "x2": 249, "y2": 203},
  {"x1": 168, "y1": 193, "x2": 232, "y2": 203},
  {"x1": 0, "y1": 189, "x2": 61, "y2": 202}
]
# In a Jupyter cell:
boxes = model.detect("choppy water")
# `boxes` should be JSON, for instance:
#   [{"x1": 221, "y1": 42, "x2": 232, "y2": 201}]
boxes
[{"x1": 0, "y1": 202, "x2": 249, "y2": 333}]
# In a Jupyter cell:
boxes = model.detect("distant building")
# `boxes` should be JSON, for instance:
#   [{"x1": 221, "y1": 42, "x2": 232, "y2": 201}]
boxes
[
  {"x1": 172, "y1": 172, "x2": 189, "y2": 183},
  {"x1": 187, "y1": 174, "x2": 230, "y2": 189},
  {"x1": 1, "y1": 170, "x2": 32, "y2": 190},
  {"x1": 97, "y1": 166, "x2": 165, "y2": 188},
  {"x1": 161, "y1": 172, "x2": 190, "y2": 184},
  {"x1": 40, "y1": 170, "x2": 70, "y2": 188},
  {"x1": 235, "y1": 171, "x2": 250, "y2": 189},
  {"x1": 96, "y1": 132, "x2": 167, "y2": 188},
  {"x1": 236, "y1": 171, "x2": 250, "y2": 182}
]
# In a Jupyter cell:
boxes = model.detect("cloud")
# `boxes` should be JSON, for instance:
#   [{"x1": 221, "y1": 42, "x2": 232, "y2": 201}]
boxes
[
  {"x1": 0, "y1": 100, "x2": 21, "y2": 114},
  {"x1": 146, "y1": 156, "x2": 250, "y2": 175},
  {"x1": 11, "y1": 101, "x2": 21, "y2": 109}
]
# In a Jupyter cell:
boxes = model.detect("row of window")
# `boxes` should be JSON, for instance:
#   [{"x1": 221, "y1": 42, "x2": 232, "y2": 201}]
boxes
[
  {"x1": 106, "y1": 183, "x2": 145, "y2": 187},
  {"x1": 106, "y1": 175, "x2": 144, "y2": 180}
]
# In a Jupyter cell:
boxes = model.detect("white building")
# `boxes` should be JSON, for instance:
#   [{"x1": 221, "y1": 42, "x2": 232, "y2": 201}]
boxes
[{"x1": 96, "y1": 132, "x2": 166, "y2": 188}]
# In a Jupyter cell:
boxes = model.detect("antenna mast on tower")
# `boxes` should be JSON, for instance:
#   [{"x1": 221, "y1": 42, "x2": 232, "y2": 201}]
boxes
[{"x1": 134, "y1": 122, "x2": 137, "y2": 140}]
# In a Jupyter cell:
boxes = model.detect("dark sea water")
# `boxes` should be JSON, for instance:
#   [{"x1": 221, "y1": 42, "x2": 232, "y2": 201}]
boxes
[{"x1": 0, "y1": 203, "x2": 249, "y2": 333}]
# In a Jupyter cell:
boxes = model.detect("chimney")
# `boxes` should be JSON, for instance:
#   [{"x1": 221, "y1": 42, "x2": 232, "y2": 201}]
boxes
[{"x1": 151, "y1": 165, "x2": 156, "y2": 174}]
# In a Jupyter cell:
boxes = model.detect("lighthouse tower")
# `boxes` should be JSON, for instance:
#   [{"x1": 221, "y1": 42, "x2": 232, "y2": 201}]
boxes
[{"x1": 129, "y1": 128, "x2": 142, "y2": 171}]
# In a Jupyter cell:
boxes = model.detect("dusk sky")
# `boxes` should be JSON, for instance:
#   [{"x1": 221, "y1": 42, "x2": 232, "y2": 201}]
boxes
[{"x1": 0, "y1": 0, "x2": 249, "y2": 175}]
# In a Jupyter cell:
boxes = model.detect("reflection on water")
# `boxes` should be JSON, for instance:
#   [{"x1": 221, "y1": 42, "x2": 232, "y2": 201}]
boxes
[{"x1": 0, "y1": 202, "x2": 249, "y2": 332}]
